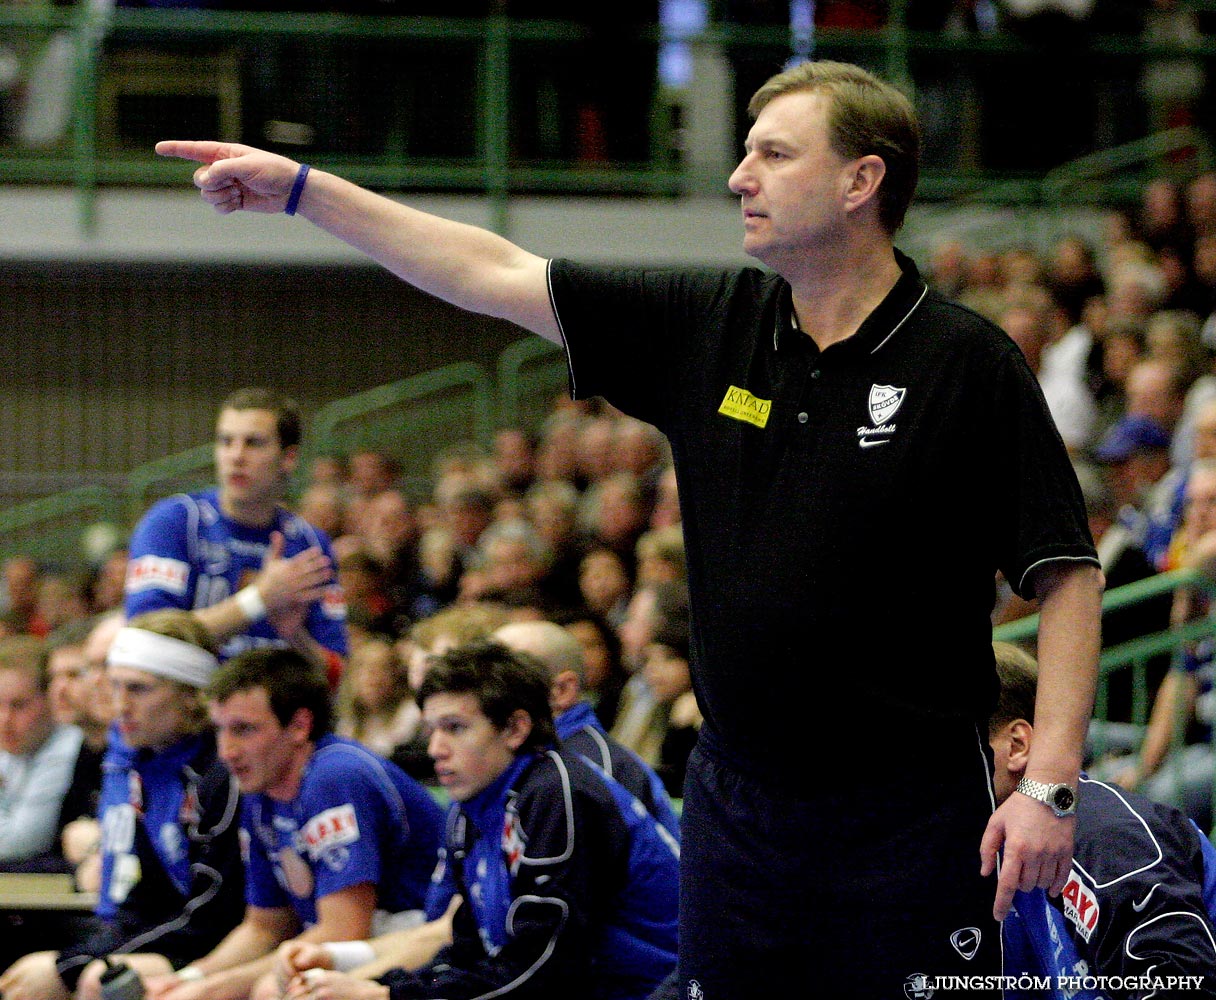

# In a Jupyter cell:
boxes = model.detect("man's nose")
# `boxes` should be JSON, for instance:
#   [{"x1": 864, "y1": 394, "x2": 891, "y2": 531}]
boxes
[
  {"x1": 728, "y1": 154, "x2": 756, "y2": 195},
  {"x1": 428, "y1": 730, "x2": 447, "y2": 760},
  {"x1": 217, "y1": 731, "x2": 238, "y2": 761}
]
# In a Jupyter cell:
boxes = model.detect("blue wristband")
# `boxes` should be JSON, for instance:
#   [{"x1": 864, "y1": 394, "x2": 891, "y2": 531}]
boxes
[{"x1": 284, "y1": 163, "x2": 310, "y2": 216}]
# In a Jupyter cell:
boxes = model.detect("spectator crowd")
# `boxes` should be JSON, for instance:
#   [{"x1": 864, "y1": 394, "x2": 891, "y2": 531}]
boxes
[
  {"x1": 940, "y1": 170, "x2": 1216, "y2": 836},
  {"x1": 4, "y1": 168, "x2": 1216, "y2": 995}
]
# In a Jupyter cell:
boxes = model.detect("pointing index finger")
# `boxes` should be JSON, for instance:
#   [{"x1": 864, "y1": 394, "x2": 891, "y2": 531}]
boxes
[
  {"x1": 993, "y1": 857, "x2": 1019, "y2": 921},
  {"x1": 155, "y1": 139, "x2": 250, "y2": 165}
]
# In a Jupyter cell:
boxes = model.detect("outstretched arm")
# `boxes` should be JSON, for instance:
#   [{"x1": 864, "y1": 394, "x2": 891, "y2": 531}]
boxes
[
  {"x1": 155, "y1": 141, "x2": 560, "y2": 343},
  {"x1": 981, "y1": 561, "x2": 1103, "y2": 921}
]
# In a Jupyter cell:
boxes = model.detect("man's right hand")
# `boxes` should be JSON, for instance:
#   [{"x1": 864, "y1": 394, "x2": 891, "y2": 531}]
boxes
[
  {"x1": 255, "y1": 532, "x2": 333, "y2": 617},
  {"x1": 143, "y1": 972, "x2": 185, "y2": 1000},
  {"x1": 155, "y1": 142, "x2": 299, "y2": 215}
]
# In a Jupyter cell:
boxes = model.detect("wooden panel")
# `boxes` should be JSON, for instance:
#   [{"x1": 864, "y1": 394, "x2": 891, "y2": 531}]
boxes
[{"x1": 0, "y1": 260, "x2": 526, "y2": 500}]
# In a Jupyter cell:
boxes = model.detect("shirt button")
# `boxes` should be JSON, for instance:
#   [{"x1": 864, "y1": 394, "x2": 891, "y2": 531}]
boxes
[{"x1": 797, "y1": 411, "x2": 809, "y2": 424}]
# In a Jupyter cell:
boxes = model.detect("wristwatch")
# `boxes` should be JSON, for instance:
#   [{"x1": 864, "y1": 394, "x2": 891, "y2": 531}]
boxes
[{"x1": 1015, "y1": 777, "x2": 1078, "y2": 818}]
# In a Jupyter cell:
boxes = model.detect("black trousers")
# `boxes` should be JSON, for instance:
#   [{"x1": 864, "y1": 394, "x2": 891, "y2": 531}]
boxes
[{"x1": 677, "y1": 726, "x2": 1004, "y2": 1000}]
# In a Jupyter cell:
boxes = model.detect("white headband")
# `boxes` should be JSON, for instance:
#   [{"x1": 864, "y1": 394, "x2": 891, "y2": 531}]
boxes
[{"x1": 107, "y1": 627, "x2": 219, "y2": 689}]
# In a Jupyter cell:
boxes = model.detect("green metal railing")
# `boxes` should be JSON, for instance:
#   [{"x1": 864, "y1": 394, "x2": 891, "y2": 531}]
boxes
[
  {"x1": 124, "y1": 442, "x2": 215, "y2": 523},
  {"x1": 307, "y1": 360, "x2": 495, "y2": 484},
  {"x1": 495, "y1": 336, "x2": 567, "y2": 432},
  {"x1": 1, "y1": 7, "x2": 689, "y2": 232},
  {"x1": 0, "y1": 354, "x2": 504, "y2": 563},
  {"x1": 4, "y1": 6, "x2": 1216, "y2": 231},
  {"x1": 0, "y1": 485, "x2": 122, "y2": 566},
  {"x1": 995, "y1": 568, "x2": 1216, "y2": 838},
  {"x1": 993, "y1": 568, "x2": 1216, "y2": 725}
]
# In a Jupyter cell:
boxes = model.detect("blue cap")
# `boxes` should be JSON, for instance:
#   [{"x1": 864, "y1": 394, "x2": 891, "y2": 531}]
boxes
[{"x1": 1095, "y1": 415, "x2": 1171, "y2": 463}]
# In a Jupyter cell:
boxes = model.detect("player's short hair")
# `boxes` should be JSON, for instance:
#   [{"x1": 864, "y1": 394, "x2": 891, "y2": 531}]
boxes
[
  {"x1": 410, "y1": 602, "x2": 510, "y2": 653},
  {"x1": 748, "y1": 60, "x2": 920, "y2": 235},
  {"x1": 990, "y1": 642, "x2": 1038, "y2": 734},
  {"x1": 127, "y1": 608, "x2": 218, "y2": 656},
  {"x1": 208, "y1": 646, "x2": 333, "y2": 739},
  {"x1": 46, "y1": 617, "x2": 95, "y2": 656},
  {"x1": 418, "y1": 640, "x2": 556, "y2": 753},
  {"x1": 219, "y1": 387, "x2": 303, "y2": 450},
  {"x1": 0, "y1": 635, "x2": 50, "y2": 692},
  {"x1": 123, "y1": 609, "x2": 216, "y2": 728}
]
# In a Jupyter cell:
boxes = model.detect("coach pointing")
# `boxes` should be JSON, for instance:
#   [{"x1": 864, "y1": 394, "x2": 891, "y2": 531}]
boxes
[{"x1": 158, "y1": 59, "x2": 1102, "y2": 998}]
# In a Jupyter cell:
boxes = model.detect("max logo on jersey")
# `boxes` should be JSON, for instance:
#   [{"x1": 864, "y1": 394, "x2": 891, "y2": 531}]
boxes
[
  {"x1": 301, "y1": 805, "x2": 360, "y2": 860},
  {"x1": 126, "y1": 555, "x2": 190, "y2": 596},
  {"x1": 322, "y1": 584, "x2": 348, "y2": 621},
  {"x1": 1061, "y1": 868, "x2": 1099, "y2": 941},
  {"x1": 857, "y1": 384, "x2": 906, "y2": 449}
]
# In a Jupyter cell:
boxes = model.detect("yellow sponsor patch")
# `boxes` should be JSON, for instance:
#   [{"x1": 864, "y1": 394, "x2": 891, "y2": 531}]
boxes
[{"x1": 718, "y1": 385, "x2": 772, "y2": 429}]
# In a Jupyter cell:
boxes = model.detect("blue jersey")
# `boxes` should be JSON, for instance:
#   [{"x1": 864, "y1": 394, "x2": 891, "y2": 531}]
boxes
[
  {"x1": 400, "y1": 748, "x2": 678, "y2": 1000},
  {"x1": 1004, "y1": 776, "x2": 1216, "y2": 998},
  {"x1": 125, "y1": 488, "x2": 348, "y2": 662},
  {"x1": 241, "y1": 736, "x2": 442, "y2": 927}
]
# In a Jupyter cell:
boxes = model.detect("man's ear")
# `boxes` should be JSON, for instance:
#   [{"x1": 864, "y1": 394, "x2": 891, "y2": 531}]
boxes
[
  {"x1": 280, "y1": 443, "x2": 301, "y2": 479},
  {"x1": 842, "y1": 154, "x2": 887, "y2": 215},
  {"x1": 1006, "y1": 718, "x2": 1033, "y2": 773},
  {"x1": 502, "y1": 708, "x2": 535, "y2": 752},
  {"x1": 287, "y1": 705, "x2": 314, "y2": 743},
  {"x1": 549, "y1": 670, "x2": 580, "y2": 712}
]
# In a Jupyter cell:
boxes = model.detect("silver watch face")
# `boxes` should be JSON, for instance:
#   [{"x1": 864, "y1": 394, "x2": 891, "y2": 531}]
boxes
[{"x1": 1050, "y1": 784, "x2": 1076, "y2": 815}]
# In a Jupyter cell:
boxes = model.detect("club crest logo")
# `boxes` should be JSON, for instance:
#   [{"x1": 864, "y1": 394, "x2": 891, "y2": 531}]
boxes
[
  {"x1": 502, "y1": 809, "x2": 526, "y2": 877},
  {"x1": 687, "y1": 980, "x2": 705, "y2": 1000},
  {"x1": 868, "y1": 384, "x2": 906, "y2": 425},
  {"x1": 858, "y1": 384, "x2": 907, "y2": 448}
]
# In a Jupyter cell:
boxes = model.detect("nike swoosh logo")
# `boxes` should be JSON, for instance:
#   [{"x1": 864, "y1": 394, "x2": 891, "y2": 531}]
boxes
[
  {"x1": 1132, "y1": 884, "x2": 1160, "y2": 912},
  {"x1": 858, "y1": 437, "x2": 890, "y2": 449}
]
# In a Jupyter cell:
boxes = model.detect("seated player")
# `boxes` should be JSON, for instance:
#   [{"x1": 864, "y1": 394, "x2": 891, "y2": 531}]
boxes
[
  {"x1": 492, "y1": 619, "x2": 679, "y2": 838},
  {"x1": 0, "y1": 611, "x2": 246, "y2": 1000},
  {"x1": 993, "y1": 642, "x2": 1216, "y2": 996},
  {"x1": 275, "y1": 640, "x2": 679, "y2": 1000},
  {"x1": 139, "y1": 647, "x2": 443, "y2": 1000}
]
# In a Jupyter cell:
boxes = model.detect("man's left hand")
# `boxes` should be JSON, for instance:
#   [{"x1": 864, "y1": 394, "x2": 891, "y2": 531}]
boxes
[{"x1": 980, "y1": 790, "x2": 1074, "y2": 921}]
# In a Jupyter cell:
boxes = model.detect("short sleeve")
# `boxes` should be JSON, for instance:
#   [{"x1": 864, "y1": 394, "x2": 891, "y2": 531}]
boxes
[
  {"x1": 987, "y1": 346, "x2": 1098, "y2": 598},
  {"x1": 125, "y1": 497, "x2": 194, "y2": 616},
  {"x1": 547, "y1": 259, "x2": 745, "y2": 431},
  {"x1": 297, "y1": 762, "x2": 388, "y2": 902}
]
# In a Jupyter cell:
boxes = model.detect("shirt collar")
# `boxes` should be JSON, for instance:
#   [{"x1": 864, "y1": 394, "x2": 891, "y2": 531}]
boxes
[
  {"x1": 460, "y1": 751, "x2": 539, "y2": 830},
  {"x1": 774, "y1": 248, "x2": 929, "y2": 356},
  {"x1": 555, "y1": 700, "x2": 603, "y2": 741}
]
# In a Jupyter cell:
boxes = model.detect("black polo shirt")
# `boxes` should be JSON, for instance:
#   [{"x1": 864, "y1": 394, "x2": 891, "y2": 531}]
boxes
[{"x1": 548, "y1": 252, "x2": 1098, "y2": 784}]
